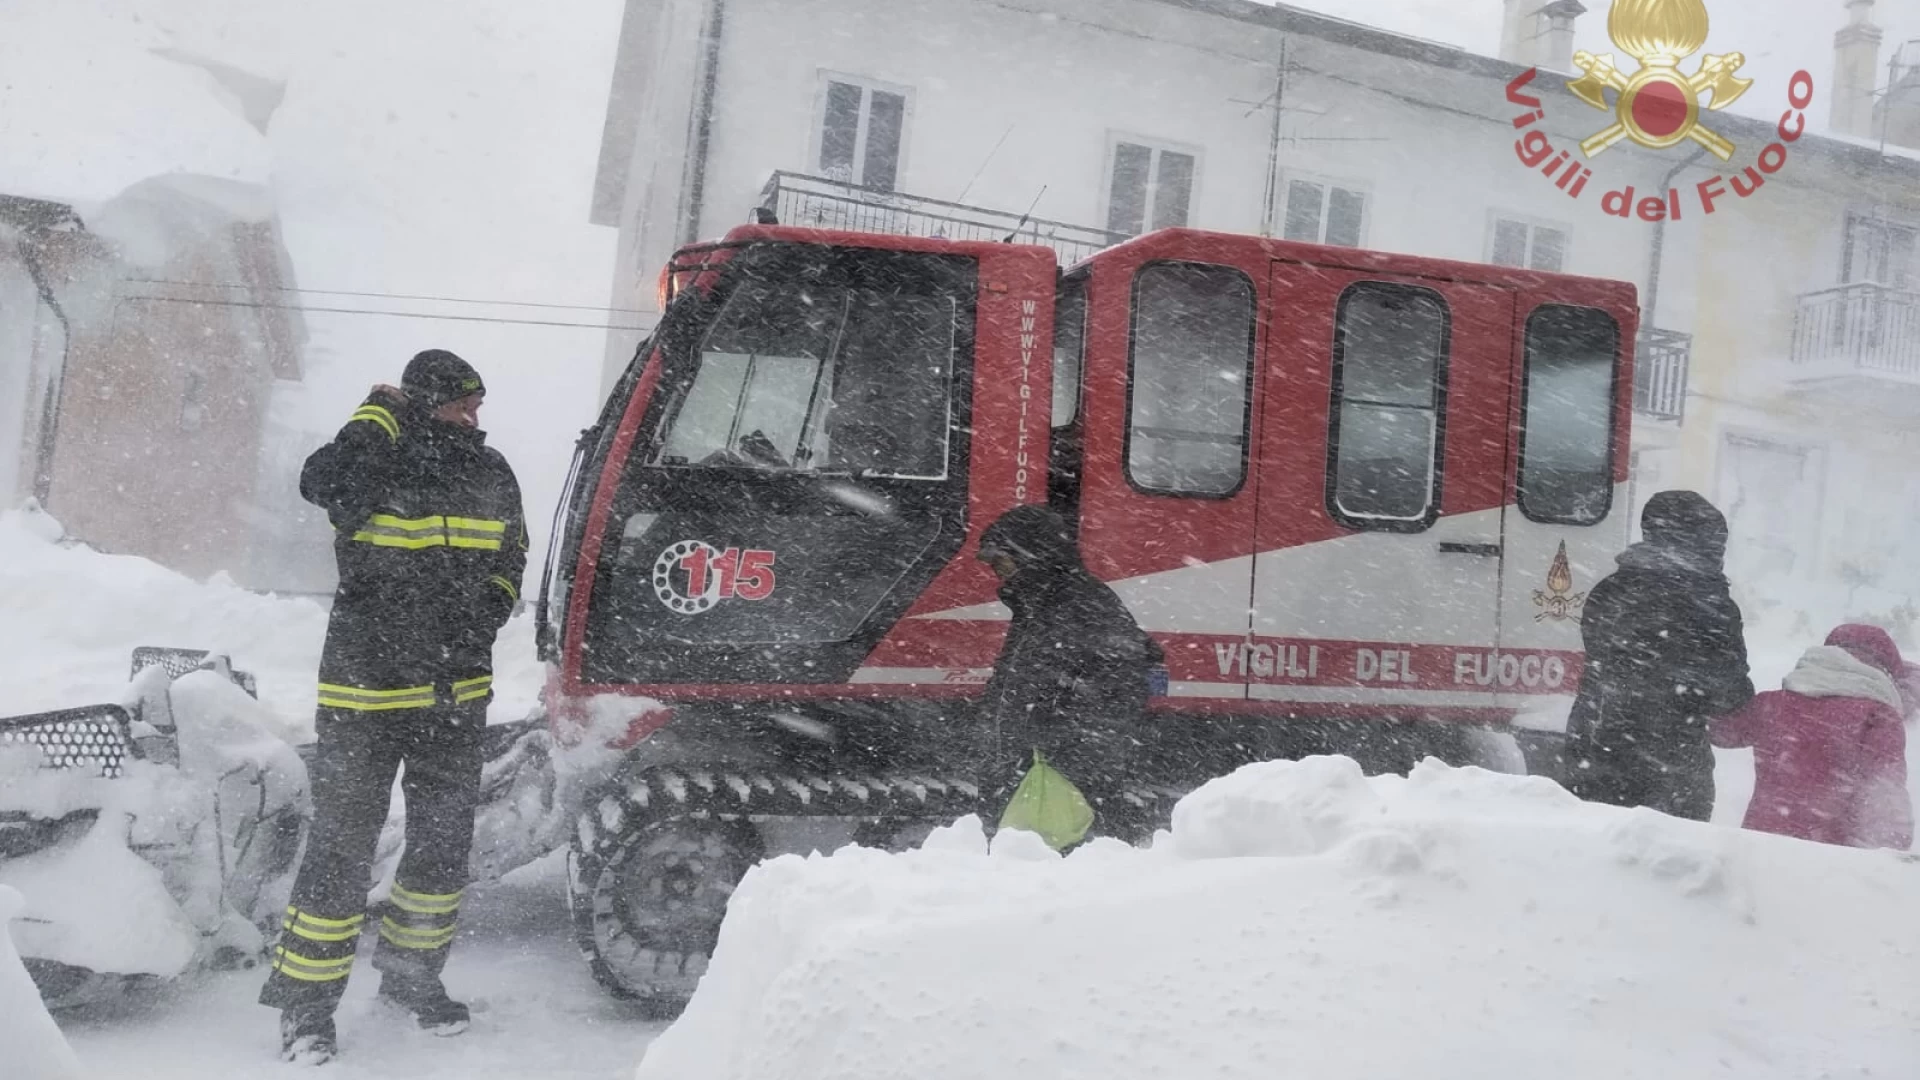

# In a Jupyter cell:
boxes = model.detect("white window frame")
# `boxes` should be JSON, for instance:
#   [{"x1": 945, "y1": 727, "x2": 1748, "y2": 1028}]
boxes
[
  {"x1": 1279, "y1": 171, "x2": 1371, "y2": 248},
  {"x1": 1840, "y1": 209, "x2": 1918, "y2": 289},
  {"x1": 1486, "y1": 212, "x2": 1572, "y2": 272},
  {"x1": 811, "y1": 72, "x2": 914, "y2": 189},
  {"x1": 1102, "y1": 134, "x2": 1203, "y2": 237}
]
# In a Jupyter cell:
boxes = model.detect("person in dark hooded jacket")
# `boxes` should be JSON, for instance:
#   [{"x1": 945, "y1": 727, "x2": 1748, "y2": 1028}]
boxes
[
  {"x1": 1562, "y1": 490, "x2": 1754, "y2": 820},
  {"x1": 976, "y1": 505, "x2": 1163, "y2": 842}
]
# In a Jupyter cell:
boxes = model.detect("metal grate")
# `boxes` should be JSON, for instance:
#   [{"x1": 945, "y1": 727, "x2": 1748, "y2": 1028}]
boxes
[
  {"x1": 130, "y1": 646, "x2": 258, "y2": 698},
  {"x1": 0, "y1": 706, "x2": 132, "y2": 778}
]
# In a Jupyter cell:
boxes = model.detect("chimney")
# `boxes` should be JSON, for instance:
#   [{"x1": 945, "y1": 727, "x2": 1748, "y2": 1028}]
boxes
[
  {"x1": 1538, "y1": 0, "x2": 1586, "y2": 73},
  {"x1": 1832, "y1": 0, "x2": 1883, "y2": 138},
  {"x1": 1501, "y1": 0, "x2": 1587, "y2": 72}
]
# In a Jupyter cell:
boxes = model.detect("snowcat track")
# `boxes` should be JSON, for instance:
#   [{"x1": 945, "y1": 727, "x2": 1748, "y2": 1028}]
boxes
[
  {"x1": 575, "y1": 763, "x2": 1189, "y2": 850},
  {"x1": 566, "y1": 763, "x2": 1189, "y2": 1009}
]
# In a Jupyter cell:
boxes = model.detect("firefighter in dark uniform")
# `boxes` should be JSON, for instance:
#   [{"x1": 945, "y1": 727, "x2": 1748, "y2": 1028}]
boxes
[
  {"x1": 263, "y1": 350, "x2": 526, "y2": 1065},
  {"x1": 976, "y1": 505, "x2": 1163, "y2": 845}
]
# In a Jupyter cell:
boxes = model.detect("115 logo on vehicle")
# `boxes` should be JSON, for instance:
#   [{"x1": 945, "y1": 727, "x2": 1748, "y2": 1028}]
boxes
[{"x1": 651, "y1": 540, "x2": 778, "y2": 614}]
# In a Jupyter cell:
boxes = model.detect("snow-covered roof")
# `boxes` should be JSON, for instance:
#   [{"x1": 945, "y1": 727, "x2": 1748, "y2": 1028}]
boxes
[{"x1": 0, "y1": 2, "x2": 272, "y2": 207}]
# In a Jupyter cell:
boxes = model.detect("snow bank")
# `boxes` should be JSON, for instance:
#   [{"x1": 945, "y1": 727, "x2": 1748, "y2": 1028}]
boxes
[
  {"x1": 0, "y1": 887, "x2": 86, "y2": 1080},
  {"x1": 0, "y1": 673, "x2": 309, "y2": 978},
  {"x1": 0, "y1": 507, "x2": 541, "y2": 737},
  {"x1": 0, "y1": 815, "x2": 200, "y2": 977},
  {"x1": 0, "y1": 507, "x2": 327, "y2": 729},
  {"x1": 640, "y1": 758, "x2": 1920, "y2": 1080}
]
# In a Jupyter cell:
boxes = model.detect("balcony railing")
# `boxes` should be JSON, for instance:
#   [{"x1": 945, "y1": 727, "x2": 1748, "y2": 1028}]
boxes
[
  {"x1": 1634, "y1": 328, "x2": 1690, "y2": 422},
  {"x1": 758, "y1": 172, "x2": 1125, "y2": 266},
  {"x1": 1790, "y1": 281, "x2": 1920, "y2": 380}
]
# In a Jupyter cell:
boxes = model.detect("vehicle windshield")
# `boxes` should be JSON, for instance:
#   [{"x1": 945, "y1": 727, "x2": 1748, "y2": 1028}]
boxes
[{"x1": 652, "y1": 279, "x2": 958, "y2": 479}]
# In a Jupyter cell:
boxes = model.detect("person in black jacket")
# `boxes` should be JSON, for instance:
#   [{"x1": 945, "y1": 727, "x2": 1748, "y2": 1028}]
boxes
[
  {"x1": 976, "y1": 505, "x2": 1163, "y2": 844},
  {"x1": 262, "y1": 350, "x2": 526, "y2": 1065},
  {"x1": 1562, "y1": 490, "x2": 1754, "y2": 822}
]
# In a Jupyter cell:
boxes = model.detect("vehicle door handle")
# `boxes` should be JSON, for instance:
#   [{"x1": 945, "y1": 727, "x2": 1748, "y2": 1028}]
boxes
[{"x1": 1438, "y1": 541, "x2": 1502, "y2": 557}]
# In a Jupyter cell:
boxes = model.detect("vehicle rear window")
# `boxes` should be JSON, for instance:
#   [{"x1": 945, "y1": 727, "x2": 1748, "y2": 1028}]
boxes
[
  {"x1": 1327, "y1": 283, "x2": 1450, "y2": 527},
  {"x1": 1125, "y1": 262, "x2": 1255, "y2": 496},
  {"x1": 1518, "y1": 305, "x2": 1619, "y2": 525},
  {"x1": 1053, "y1": 276, "x2": 1086, "y2": 428}
]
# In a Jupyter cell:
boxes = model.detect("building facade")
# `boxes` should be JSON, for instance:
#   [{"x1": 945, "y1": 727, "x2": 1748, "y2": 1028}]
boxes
[
  {"x1": 588, "y1": 0, "x2": 1920, "y2": 621},
  {"x1": 0, "y1": 175, "x2": 318, "y2": 587}
]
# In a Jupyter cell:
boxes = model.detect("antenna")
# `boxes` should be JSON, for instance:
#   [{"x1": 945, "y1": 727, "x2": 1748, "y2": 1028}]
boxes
[
  {"x1": 957, "y1": 123, "x2": 1017, "y2": 205},
  {"x1": 1001, "y1": 186, "x2": 1048, "y2": 244}
]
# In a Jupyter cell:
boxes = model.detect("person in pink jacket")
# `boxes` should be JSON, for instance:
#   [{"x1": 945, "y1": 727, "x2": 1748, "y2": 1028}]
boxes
[{"x1": 1712, "y1": 624, "x2": 1913, "y2": 850}]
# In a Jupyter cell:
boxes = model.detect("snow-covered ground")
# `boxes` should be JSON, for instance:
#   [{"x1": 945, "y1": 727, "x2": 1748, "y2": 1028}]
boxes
[
  {"x1": 55, "y1": 854, "x2": 665, "y2": 1079},
  {"x1": 644, "y1": 758, "x2": 1920, "y2": 1080}
]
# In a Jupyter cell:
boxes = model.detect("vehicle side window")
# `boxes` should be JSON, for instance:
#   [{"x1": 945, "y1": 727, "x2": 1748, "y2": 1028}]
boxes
[
  {"x1": 1327, "y1": 283, "x2": 1450, "y2": 528},
  {"x1": 1053, "y1": 277, "x2": 1086, "y2": 429},
  {"x1": 1519, "y1": 305, "x2": 1619, "y2": 524},
  {"x1": 1125, "y1": 262, "x2": 1256, "y2": 496}
]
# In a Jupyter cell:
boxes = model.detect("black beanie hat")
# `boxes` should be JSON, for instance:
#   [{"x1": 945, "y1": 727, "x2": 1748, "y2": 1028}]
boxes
[
  {"x1": 401, "y1": 349, "x2": 485, "y2": 409},
  {"x1": 978, "y1": 504, "x2": 1080, "y2": 571},
  {"x1": 1641, "y1": 489, "x2": 1728, "y2": 561}
]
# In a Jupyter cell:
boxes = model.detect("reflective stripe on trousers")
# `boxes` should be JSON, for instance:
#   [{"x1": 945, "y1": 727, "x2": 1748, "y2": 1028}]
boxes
[
  {"x1": 269, "y1": 907, "x2": 366, "y2": 983},
  {"x1": 315, "y1": 678, "x2": 491, "y2": 711}
]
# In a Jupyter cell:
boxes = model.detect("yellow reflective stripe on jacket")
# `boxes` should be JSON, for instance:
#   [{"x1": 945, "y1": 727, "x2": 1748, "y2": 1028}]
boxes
[
  {"x1": 352, "y1": 513, "x2": 447, "y2": 549},
  {"x1": 445, "y1": 516, "x2": 506, "y2": 550},
  {"x1": 350, "y1": 404, "x2": 399, "y2": 441},
  {"x1": 317, "y1": 683, "x2": 437, "y2": 711},
  {"x1": 391, "y1": 883, "x2": 463, "y2": 915},
  {"x1": 451, "y1": 675, "x2": 492, "y2": 704},
  {"x1": 445, "y1": 517, "x2": 505, "y2": 534},
  {"x1": 350, "y1": 514, "x2": 507, "y2": 551},
  {"x1": 488, "y1": 575, "x2": 519, "y2": 603}
]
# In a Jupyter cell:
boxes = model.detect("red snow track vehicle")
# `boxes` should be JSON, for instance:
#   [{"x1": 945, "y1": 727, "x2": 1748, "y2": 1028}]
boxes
[{"x1": 527, "y1": 224, "x2": 1636, "y2": 1008}]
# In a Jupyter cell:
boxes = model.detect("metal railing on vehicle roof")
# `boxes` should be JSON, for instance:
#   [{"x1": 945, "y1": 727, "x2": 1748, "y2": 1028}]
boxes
[{"x1": 757, "y1": 172, "x2": 1126, "y2": 266}]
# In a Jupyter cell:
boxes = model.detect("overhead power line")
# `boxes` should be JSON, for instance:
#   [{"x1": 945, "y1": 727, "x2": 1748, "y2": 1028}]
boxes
[
  {"x1": 118, "y1": 293, "x2": 648, "y2": 332},
  {"x1": 124, "y1": 278, "x2": 649, "y2": 316}
]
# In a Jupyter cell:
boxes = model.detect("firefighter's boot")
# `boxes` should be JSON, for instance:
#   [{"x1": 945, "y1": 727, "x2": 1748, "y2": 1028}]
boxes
[
  {"x1": 377, "y1": 973, "x2": 470, "y2": 1036},
  {"x1": 280, "y1": 1008, "x2": 338, "y2": 1066}
]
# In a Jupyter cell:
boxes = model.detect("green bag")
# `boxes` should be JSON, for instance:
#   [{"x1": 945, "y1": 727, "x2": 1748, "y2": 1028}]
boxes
[{"x1": 998, "y1": 750, "x2": 1094, "y2": 851}]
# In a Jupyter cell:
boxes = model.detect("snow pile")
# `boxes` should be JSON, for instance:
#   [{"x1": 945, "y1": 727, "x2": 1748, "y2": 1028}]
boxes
[
  {"x1": 0, "y1": 673, "x2": 309, "y2": 979},
  {"x1": 0, "y1": 507, "x2": 542, "y2": 737},
  {"x1": 0, "y1": 887, "x2": 86, "y2": 1080},
  {"x1": 0, "y1": 507, "x2": 327, "y2": 730},
  {"x1": 640, "y1": 758, "x2": 1920, "y2": 1080}
]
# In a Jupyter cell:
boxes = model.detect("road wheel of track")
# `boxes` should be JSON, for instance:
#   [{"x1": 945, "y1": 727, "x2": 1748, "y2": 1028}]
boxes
[{"x1": 569, "y1": 812, "x2": 759, "y2": 1016}]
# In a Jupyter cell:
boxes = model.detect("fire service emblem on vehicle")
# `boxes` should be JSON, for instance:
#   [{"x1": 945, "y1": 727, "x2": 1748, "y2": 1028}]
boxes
[
  {"x1": 1567, "y1": 0, "x2": 1750, "y2": 161},
  {"x1": 652, "y1": 540, "x2": 777, "y2": 615},
  {"x1": 1533, "y1": 541, "x2": 1588, "y2": 623}
]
